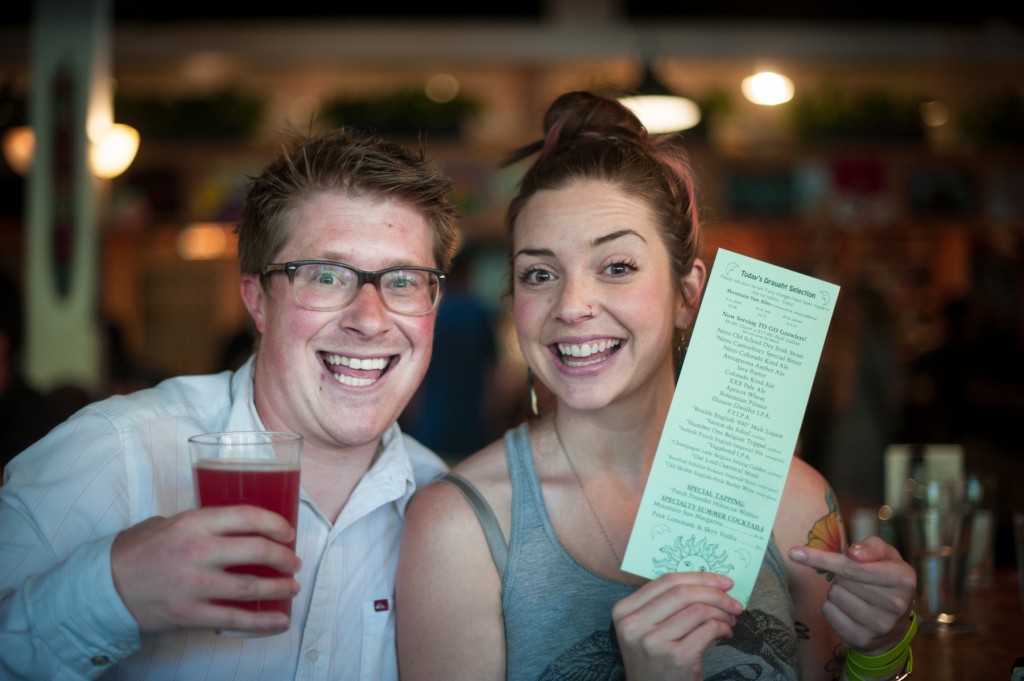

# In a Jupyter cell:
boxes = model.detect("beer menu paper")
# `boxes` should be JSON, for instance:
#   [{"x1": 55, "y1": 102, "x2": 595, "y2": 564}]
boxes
[{"x1": 622, "y1": 248, "x2": 839, "y2": 606}]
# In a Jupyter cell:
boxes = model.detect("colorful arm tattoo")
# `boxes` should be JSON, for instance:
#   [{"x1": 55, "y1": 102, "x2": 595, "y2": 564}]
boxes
[{"x1": 805, "y1": 486, "x2": 844, "y2": 581}]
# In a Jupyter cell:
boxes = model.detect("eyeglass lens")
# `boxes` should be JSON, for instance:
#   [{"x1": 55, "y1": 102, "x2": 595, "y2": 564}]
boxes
[{"x1": 291, "y1": 262, "x2": 439, "y2": 314}]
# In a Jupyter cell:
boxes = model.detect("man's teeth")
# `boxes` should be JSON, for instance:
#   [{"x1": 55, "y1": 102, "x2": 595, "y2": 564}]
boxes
[
  {"x1": 333, "y1": 374, "x2": 374, "y2": 387},
  {"x1": 557, "y1": 340, "x2": 620, "y2": 358},
  {"x1": 323, "y1": 353, "x2": 388, "y2": 385},
  {"x1": 323, "y1": 354, "x2": 387, "y2": 371}
]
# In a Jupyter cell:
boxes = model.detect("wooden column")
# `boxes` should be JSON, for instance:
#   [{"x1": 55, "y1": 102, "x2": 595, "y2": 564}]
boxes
[{"x1": 24, "y1": 0, "x2": 111, "y2": 393}]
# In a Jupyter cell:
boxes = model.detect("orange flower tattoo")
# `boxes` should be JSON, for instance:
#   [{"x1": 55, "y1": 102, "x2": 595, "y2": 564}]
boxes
[{"x1": 805, "y1": 487, "x2": 844, "y2": 580}]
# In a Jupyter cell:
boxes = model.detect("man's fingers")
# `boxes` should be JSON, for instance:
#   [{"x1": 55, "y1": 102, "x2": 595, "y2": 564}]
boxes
[
  {"x1": 208, "y1": 571, "x2": 301, "y2": 603},
  {"x1": 211, "y1": 534, "x2": 302, "y2": 574},
  {"x1": 192, "y1": 505, "x2": 297, "y2": 544}
]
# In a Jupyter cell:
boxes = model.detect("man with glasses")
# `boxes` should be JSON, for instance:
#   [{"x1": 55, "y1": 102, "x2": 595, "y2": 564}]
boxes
[{"x1": 0, "y1": 128, "x2": 459, "y2": 680}]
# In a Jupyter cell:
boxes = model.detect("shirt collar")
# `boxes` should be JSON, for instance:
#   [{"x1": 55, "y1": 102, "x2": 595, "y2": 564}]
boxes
[
  {"x1": 365, "y1": 422, "x2": 418, "y2": 509},
  {"x1": 225, "y1": 355, "x2": 263, "y2": 431}
]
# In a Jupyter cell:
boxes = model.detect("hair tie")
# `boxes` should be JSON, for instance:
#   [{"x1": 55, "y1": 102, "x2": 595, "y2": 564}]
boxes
[{"x1": 540, "y1": 115, "x2": 568, "y2": 160}]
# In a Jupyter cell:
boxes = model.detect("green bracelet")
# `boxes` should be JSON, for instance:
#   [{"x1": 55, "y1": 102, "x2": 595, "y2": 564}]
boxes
[
  {"x1": 846, "y1": 650, "x2": 913, "y2": 681},
  {"x1": 844, "y1": 611, "x2": 918, "y2": 680}
]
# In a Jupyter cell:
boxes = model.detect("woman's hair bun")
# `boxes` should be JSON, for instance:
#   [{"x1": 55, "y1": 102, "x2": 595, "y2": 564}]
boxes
[{"x1": 543, "y1": 90, "x2": 646, "y2": 146}]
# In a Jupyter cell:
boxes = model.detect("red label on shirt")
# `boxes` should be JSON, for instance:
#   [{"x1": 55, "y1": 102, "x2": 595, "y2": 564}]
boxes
[{"x1": 374, "y1": 599, "x2": 390, "y2": 612}]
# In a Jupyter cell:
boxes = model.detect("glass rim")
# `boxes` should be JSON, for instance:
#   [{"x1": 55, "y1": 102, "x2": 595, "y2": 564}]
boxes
[{"x1": 188, "y1": 431, "x2": 303, "y2": 445}]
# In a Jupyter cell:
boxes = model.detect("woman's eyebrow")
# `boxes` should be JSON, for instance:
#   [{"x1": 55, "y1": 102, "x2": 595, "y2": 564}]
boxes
[
  {"x1": 512, "y1": 246, "x2": 555, "y2": 260},
  {"x1": 513, "y1": 229, "x2": 647, "y2": 261},
  {"x1": 593, "y1": 229, "x2": 646, "y2": 247}
]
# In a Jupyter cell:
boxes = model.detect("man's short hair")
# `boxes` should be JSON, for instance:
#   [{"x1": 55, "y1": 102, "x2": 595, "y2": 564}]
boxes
[{"x1": 235, "y1": 128, "x2": 460, "y2": 278}]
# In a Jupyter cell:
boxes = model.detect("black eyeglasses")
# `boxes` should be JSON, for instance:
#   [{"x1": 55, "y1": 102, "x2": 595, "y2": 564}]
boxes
[{"x1": 262, "y1": 260, "x2": 447, "y2": 316}]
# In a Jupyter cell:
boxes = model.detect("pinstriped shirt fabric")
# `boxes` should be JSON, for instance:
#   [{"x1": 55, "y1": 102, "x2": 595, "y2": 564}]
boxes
[{"x1": 0, "y1": 357, "x2": 447, "y2": 680}]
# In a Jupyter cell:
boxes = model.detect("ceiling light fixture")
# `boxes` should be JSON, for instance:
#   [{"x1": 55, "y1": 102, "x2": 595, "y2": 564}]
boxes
[
  {"x1": 2, "y1": 122, "x2": 140, "y2": 178},
  {"x1": 2, "y1": 125, "x2": 34, "y2": 175},
  {"x1": 619, "y1": 61, "x2": 701, "y2": 134},
  {"x1": 741, "y1": 71, "x2": 795, "y2": 106},
  {"x1": 89, "y1": 123, "x2": 140, "y2": 179}
]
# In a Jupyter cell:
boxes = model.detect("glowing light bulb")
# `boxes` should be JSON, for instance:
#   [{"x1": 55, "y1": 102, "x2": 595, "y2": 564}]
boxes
[{"x1": 741, "y1": 72, "x2": 795, "y2": 106}]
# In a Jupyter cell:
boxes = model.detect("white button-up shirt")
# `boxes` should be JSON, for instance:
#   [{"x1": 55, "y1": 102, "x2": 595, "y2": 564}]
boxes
[{"x1": 0, "y1": 357, "x2": 447, "y2": 680}]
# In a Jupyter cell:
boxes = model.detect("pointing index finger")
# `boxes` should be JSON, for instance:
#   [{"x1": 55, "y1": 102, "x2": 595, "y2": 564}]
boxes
[{"x1": 789, "y1": 544, "x2": 906, "y2": 587}]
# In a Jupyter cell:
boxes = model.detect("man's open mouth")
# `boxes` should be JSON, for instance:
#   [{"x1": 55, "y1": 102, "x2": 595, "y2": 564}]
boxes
[{"x1": 321, "y1": 352, "x2": 393, "y2": 386}]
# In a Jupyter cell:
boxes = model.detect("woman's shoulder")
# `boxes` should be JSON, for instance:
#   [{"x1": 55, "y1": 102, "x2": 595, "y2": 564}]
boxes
[
  {"x1": 452, "y1": 426, "x2": 520, "y2": 491},
  {"x1": 452, "y1": 435, "x2": 509, "y2": 477},
  {"x1": 451, "y1": 433, "x2": 515, "y2": 515},
  {"x1": 782, "y1": 456, "x2": 829, "y2": 504},
  {"x1": 408, "y1": 430, "x2": 515, "y2": 531}
]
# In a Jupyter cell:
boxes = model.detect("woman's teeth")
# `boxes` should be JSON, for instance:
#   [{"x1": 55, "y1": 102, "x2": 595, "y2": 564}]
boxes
[
  {"x1": 557, "y1": 339, "x2": 620, "y2": 358},
  {"x1": 557, "y1": 340, "x2": 621, "y2": 366}
]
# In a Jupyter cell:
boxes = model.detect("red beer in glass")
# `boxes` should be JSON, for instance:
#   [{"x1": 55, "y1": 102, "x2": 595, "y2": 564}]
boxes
[{"x1": 189, "y1": 431, "x2": 302, "y2": 620}]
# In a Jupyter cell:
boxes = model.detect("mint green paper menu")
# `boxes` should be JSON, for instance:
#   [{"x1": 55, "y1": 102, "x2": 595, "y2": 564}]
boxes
[{"x1": 621, "y1": 248, "x2": 840, "y2": 606}]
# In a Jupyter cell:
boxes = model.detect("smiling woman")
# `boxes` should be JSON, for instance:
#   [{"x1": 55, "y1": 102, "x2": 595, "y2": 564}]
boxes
[{"x1": 396, "y1": 90, "x2": 918, "y2": 681}]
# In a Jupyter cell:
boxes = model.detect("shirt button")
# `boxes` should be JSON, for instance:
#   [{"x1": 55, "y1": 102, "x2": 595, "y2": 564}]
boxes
[
  {"x1": 91, "y1": 655, "x2": 111, "y2": 667},
  {"x1": 306, "y1": 649, "x2": 320, "y2": 662}
]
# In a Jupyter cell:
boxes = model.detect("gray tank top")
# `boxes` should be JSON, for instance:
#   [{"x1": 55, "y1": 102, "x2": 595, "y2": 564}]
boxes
[{"x1": 442, "y1": 423, "x2": 799, "y2": 681}]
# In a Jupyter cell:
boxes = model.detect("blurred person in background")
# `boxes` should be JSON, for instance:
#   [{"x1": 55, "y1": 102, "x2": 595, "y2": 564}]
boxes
[
  {"x1": 818, "y1": 284, "x2": 902, "y2": 512},
  {"x1": 402, "y1": 243, "x2": 501, "y2": 463}
]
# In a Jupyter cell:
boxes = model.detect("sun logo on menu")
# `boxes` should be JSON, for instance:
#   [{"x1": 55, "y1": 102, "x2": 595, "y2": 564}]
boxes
[{"x1": 652, "y1": 534, "x2": 735, "y2": 576}]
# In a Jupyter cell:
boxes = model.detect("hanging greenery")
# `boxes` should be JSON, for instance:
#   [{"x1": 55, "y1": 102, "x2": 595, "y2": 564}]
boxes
[
  {"x1": 319, "y1": 88, "x2": 481, "y2": 138},
  {"x1": 789, "y1": 87, "x2": 926, "y2": 141},
  {"x1": 116, "y1": 89, "x2": 265, "y2": 141},
  {"x1": 960, "y1": 90, "x2": 1024, "y2": 146}
]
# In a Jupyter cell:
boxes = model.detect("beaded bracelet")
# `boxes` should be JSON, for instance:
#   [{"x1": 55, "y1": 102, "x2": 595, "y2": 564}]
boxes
[{"x1": 844, "y1": 611, "x2": 918, "y2": 680}]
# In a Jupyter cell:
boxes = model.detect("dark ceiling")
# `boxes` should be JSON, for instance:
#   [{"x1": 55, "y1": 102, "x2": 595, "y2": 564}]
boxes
[{"x1": 6, "y1": 1, "x2": 1023, "y2": 27}]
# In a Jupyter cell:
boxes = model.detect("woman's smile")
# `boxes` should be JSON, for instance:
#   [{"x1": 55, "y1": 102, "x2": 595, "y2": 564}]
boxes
[{"x1": 555, "y1": 339, "x2": 622, "y2": 366}]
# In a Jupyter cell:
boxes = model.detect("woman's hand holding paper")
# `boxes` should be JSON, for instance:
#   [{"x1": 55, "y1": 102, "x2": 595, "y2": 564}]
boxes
[{"x1": 611, "y1": 571, "x2": 744, "y2": 681}]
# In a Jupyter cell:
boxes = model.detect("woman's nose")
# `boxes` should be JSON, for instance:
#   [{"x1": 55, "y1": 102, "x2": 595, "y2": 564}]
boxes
[{"x1": 554, "y1": 279, "x2": 597, "y2": 323}]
